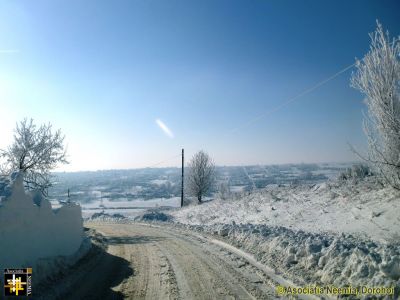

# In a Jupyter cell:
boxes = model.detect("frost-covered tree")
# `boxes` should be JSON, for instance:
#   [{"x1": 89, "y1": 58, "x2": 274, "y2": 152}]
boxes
[
  {"x1": 217, "y1": 182, "x2": 231, "y2": 201},
  {"x1": 186, "y1": 150, "x2": 215, "y2": 203},
  {"x1": 0, "y1": 118, "x2": 68, "y2": 195},
  {"x1": 351, "y1": 22, "x2": 400, "y2": 190}
]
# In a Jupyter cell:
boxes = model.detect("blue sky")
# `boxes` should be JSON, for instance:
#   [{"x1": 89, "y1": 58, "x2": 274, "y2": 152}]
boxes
[{"x1": 0, "y1": 0, "x2": 399, "y2": 171}]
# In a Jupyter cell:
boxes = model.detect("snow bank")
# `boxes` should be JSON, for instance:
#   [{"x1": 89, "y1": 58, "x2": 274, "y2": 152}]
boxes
[
  {"x1": 176, "y1": 223, "x2": 400, "y2": 298},
  {"x1": 0, "y1": 172, "x2": 84, "y2": 282}
]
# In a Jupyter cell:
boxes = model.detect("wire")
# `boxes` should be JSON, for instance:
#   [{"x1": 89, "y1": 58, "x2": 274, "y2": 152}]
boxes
[{"x1": 228, "y1": 63, "x2": 356, "y2": 135}]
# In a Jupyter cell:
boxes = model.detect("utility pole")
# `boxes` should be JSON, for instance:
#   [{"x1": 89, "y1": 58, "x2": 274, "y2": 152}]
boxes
[{"x1": 181, "y1": 148, "x2": 184, "y2": 207}]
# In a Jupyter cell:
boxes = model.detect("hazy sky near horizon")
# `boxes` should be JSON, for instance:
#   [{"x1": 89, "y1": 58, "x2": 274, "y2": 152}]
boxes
[{"x1": 0, "y1": 0, "x2": 399, "y2": 171}]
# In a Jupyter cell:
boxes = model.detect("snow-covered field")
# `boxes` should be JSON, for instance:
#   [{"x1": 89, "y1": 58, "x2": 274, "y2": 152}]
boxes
[
  {"x1": 51, "y1": 197, "x2": 181, "y2": 219},
  {"x1": 82, "y1": 197, "x2": 180, "y2": 218}
]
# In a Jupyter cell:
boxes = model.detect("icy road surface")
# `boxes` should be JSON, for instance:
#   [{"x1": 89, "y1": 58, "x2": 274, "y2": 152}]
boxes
[{"x1": 57, "y1": 223, "x2": 321, "y2": 300}]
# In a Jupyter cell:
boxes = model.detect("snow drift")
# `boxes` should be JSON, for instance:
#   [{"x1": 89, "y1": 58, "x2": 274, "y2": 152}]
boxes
[{"x1": 0, "y1": 172, "x2": 84, "y2": 281}]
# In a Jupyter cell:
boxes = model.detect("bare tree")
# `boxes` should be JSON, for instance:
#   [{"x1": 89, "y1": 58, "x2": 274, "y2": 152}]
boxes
[
  {"x1": 186, "y1": 150, "x2": 216, "y2": 203},
  {"x1": 0, "y1": 118, "x2": 68, "y2": 195},
  {"x1": 351, "y1": 21, "x2": 400, "y2": 190}
]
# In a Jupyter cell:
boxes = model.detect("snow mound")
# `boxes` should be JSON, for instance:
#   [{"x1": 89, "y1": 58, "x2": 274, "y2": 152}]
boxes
[
  {"x1": 89, "y1": 211, "x2": 127, "y2": 221},
  {"x1": 0, "y1": 172, "x2": 85, "y2": 274},
  {"x1": 135, "y1": 210, "x2": 174, "y2": 222}
]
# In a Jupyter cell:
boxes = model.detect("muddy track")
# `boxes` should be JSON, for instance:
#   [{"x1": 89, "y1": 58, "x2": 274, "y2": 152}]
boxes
[{"x1": 46, "y1": 222, "x2": 312, "y2": 299}]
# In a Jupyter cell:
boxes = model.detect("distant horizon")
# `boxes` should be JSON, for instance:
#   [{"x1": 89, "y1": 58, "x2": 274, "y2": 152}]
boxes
[{"x1": 51, "y1": 160, "x2": 358, "y2": 174}]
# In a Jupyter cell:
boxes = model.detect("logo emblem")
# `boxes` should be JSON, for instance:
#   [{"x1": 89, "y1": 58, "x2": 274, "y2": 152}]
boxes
[{"x1": 4, "y1": 268, "x2": 32, "y2": 297}]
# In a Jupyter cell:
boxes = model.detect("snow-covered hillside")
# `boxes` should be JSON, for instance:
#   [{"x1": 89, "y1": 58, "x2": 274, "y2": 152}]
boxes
[{"x1": 172, "y1": 178, "x2": 400, "y2": 243}]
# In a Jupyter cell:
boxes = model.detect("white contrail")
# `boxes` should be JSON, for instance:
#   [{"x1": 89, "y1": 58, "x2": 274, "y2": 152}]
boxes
[{"x1": 156, "y1": 119, "x2": 174, "y2": 138}]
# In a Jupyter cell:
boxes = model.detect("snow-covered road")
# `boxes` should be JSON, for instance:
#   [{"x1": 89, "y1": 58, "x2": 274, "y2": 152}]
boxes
[{"x1": 43, "y1": 222, "x2": 322, "y2": 299}]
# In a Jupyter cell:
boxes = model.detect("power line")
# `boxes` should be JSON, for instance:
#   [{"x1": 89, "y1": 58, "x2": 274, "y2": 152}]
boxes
[{"x1": 228, "y1": 63, "x2": 356, "y2": 135}]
